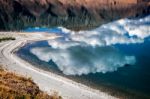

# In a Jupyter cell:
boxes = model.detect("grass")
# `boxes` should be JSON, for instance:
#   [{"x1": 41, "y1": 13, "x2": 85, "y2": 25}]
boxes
[
  {"x1": 0, "y1": 37, "x2": 15, "y2": 42},
  {"x1": 0, "y1": 66, "x2": 62, "y2": 99}
]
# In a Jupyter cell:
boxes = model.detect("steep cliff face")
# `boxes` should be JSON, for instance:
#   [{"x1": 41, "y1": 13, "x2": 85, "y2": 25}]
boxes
[{"x1": 0, "y1": 0, "x2": 149, "y2": 30}]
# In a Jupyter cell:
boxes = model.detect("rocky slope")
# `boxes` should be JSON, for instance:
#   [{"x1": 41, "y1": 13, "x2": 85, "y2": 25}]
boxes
[{"x1": 0, "y1": 0, "x2": 149, "y2": 30}]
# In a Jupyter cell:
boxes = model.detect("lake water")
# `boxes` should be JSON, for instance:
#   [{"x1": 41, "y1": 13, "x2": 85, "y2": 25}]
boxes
[{"x1": 17, "y1": 15, "x2": 150, "y2": 99}]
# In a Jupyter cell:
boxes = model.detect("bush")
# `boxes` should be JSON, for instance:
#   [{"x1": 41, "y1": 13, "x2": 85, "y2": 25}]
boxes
[{"x1": 0, "y1": 37, "x2": 16, "y2": 42}]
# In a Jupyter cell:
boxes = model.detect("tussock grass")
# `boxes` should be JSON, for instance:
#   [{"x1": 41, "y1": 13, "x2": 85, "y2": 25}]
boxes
[{"x1": 0, "y1": 69, "x2": 62, "y2": 99}]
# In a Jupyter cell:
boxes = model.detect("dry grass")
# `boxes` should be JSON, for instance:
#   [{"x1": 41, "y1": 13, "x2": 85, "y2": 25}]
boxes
[{"x1": 0, "y1": 68, "x2": 62, "y2": 99}]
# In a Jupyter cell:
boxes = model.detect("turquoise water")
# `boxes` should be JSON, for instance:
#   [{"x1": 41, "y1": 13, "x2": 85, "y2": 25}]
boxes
[
  {"x1": 18, "y1": 15, "x2": 150, "y2": 98},
  {"x1": 24, "y1": 27, "x2": 64, "y2": 34}
]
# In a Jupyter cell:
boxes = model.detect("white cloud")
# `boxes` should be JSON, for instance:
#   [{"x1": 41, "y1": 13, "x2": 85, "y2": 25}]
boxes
[
  {"x1": 30, "y1": 15, "x2": 150, "y2": 75},
  {"x1": 31, "y1": 46, "x2": 136, "y2": 75}
]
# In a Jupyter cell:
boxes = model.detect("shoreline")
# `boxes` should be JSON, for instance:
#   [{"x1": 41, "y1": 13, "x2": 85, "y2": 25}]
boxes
[
  {"x1": 0, "y1": 32, "x2": 117, "y2": 99},
  {"x1": 17, "y1": 41, "x2": 150, "y2": 99}
]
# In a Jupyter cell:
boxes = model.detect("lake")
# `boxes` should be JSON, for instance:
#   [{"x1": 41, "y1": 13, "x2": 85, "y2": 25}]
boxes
[{"x1": 17, "y1": 15, "x2": 150, "y2": 99}]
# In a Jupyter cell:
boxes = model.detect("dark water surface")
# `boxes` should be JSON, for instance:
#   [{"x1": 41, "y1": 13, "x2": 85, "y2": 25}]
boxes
[
  {"x1": 17, "y1": 38, "x2": 150, "y2": 99},
  {"x1": 17, "y1": 16, "x2": 150, "y2": 99}
]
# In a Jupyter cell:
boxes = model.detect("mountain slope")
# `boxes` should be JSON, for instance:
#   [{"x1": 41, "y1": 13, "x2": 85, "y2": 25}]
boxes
[{"x1": 0, "y1": 0, "x2": 149, "y2": 30}]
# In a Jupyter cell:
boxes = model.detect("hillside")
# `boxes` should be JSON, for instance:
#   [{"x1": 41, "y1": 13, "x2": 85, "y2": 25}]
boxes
[
  {"x1": 0, "y1": 0, "x2": 149, "y2": 30},
  {"x1": 0, "y1": 66, "x2": 61, "y2": 99}
]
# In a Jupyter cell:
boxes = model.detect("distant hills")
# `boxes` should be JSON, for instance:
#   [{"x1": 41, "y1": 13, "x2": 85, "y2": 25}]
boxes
[{"x1": 0, "y1": 0, "x2": 149, "y2": 30}]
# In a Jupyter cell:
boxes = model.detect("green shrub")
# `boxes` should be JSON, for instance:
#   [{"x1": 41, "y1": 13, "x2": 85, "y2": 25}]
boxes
[{"x1": 0, "y1": 37, "x2": 16, "y2": 42}]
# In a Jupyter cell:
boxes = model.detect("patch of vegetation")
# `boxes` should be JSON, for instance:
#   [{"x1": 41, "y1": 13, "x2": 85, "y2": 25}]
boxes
[
  {"x1": 0, "y1": 67, "x2": 62, "y2": 99},
  {"x1": 0, "y1": 37, "x2": 15, "y2": 42}
]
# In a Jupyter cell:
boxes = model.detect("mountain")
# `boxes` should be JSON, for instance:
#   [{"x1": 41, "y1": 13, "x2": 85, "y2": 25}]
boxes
[{"x1": 0, "y1": 0, "x2": 149, "y2": 30}]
